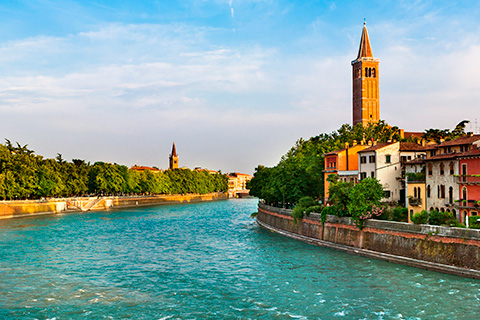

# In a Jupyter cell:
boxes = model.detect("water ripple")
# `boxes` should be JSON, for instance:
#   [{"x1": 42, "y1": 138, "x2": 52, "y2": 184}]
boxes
[{"x1": 0, "y1": 199, "x2": 479, "y2": 319}]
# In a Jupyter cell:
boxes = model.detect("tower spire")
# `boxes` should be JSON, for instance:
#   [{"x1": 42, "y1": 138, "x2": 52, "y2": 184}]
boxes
[
  {"x1": 351, "y1": 22, "x2": 380, "y2": 126},
  {"x1": 169, "y1": 142, "x2": 179, "y2": 169},
  {"x1": 356, "y1": 22, "x2": 373, "y2": 59}
]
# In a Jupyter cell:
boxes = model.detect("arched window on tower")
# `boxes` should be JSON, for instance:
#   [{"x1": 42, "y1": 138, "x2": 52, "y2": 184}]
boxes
[
  {"x1": 372, "y1": 68, "x2": 376, "y2": 78},
  {"x1": 369, "y1": 68, "x2": 372, "y2": 77},
  {"x1": 365, "y1": 67, "x2": 368, "y2": 78}
]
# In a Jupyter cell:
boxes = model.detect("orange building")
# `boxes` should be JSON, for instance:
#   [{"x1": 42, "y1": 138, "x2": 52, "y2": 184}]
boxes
[
  {"x1": 352, "y1": 22, "x2": 380, "y2": 126},
  {"x1": 323, "y1": 144, "x2": 367, "y2": 202}
]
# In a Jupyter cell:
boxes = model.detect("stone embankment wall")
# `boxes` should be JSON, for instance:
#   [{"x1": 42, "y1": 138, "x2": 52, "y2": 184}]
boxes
[
  {"x1": 257, "y1": 202, "x2": 480, "y2": 279},
  {"x1": 0, "y1": 193, "x2": 228, "y2": 219}
]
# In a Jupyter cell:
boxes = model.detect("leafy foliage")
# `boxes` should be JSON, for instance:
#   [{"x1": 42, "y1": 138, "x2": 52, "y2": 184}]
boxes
[
  {"x1": 291, "y1": 196, "x2": 322, "y2": 223},
  {"x1": 0, "y1": 140, "x2": 228, "y2": 199},
  {"x1": 249, "y1": 121, "x2": 404, "y2": 206},
  {"x1": 412, "y1": 210, "x2": 429, "y2": 224}
]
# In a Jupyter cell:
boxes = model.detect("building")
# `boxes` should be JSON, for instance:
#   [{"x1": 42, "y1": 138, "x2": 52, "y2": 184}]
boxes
[
  {"x1": 358, "y1": 142, "x2": 426, "y2": 203},
  {"x1": 227, "y1": 172, "x2": 253, "y2": 198},
  {"x1": 455, "y1": 148, "x2": 480, "y2": 224},
  {"x1": 130, "y1": 165, "x2": 161, "y2": 173},
  {"x1": 169, "y1": 142, "x2": 179, "y2": 170},
  {"x1": 323, "y1": 143, "x2": 367, "y2": 203},
  {"x1": 404, "y1": 157, "x2": 426, "y2": 223},
  {"x1": 352, "y1": 22, "x2": 380, "y2": 126}
]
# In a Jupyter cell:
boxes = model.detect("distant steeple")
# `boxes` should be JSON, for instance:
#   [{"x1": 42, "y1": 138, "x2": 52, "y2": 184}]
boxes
[
  {"x1": 169, "y1": 142, "x2": 179, "y2": 169},
  {"x1": 356, "y1": 22, "x2": 374, "y2": 59}
]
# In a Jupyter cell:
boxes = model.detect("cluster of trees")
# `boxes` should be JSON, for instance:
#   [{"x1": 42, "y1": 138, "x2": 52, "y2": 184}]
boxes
[
  {"x1": 0, "y1": 140, "x2": 227, "y2": 200},
  {"x1": 248, "y1": 121, "x2": 410, "y2": 206},
  {"x1": 248, "y1": 120, "x2": 469, "y2": 207}
]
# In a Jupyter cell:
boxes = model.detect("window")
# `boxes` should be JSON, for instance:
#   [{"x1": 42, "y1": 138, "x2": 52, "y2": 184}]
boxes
[
  {"x1": 386, "y1": 155, "x2": 391, "y2": 163},
  {"x1": 462, "y1": 164, "x2": 467, "y2": 182},
  {"x1": 427, "y1": 185, "x2": 431, "y2": 198},
  {"x1": 369, "y1": 155, "x2": 376, "y2": 163},
  {"x1": 360, "y1": 156, "x2": 367, "y2": 164},
  {"x1": 384, "y1": 190, "x2": 391, "y2": 198},
  {"x1": 428, "y1": 164, "x2": 433, "y2": 175},
  {"x1": 371, "y1": 172, "x2": 375, "y2": 178},
  {"x1": 417, "y1": 187, "x2": 422, "y2": 199},
  {"x1": 440, "y1": 163, "x2": 444, "y2": 175},
  {"x1": 414, "y1": 187, "x2": 417, "y2": 198},
  {"x1": 462, "y1": 187, "x2": 467, "y2": 202},
  {"x1": 440, "y1": 185, "x2": 445, "y2": 199},
  {"x1": 372, "y1": 68, "x2": 376, "y2": 78},
  {"x1": 430, "y1": 150, "x2": 436, "y2": 157},
  {"x1": 360, "y1": 172, "x2": 367, "y2": 180},
  {"x1": 449, "y1": 162, "x2": 454, "y2": 175}
]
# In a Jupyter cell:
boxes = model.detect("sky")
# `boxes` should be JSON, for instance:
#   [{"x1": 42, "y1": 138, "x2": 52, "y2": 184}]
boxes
[{"x1": 1, "y1": 0, "x2": 480, "y2": 174}]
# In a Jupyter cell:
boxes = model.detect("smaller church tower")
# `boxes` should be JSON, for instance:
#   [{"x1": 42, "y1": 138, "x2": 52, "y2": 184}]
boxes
[
  {"x1": 352, "y1": 22, "x2": 380, "y2": 126},
  {"x1": 169, "y1": 142, "x2": 179, "y2": 170}
]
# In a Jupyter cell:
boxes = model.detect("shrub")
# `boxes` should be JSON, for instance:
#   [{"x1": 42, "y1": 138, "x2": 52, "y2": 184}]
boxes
[
  {"x1": 391, "y1": 207, "x2": 408, "y2": 222},
  {"x1": 429, "y1": 210, "x2": 454, "y2": 226},
  {"x1": 468, "y1": 216, "x2": 480, "y2": 229},
  {"x1": 305, "y1": 205, "x2": 324, "y2": 215},
  {"x1": 291, "y1": 196, "x2": 321, "y2": 223},
  {"x1": 297, "y1": 196, "x2": 318, "y2": 208},
  {"x1": 321, "y1": 205, "x2": 338, "y2": 216},
  {"x1": 412, "y1": 210, "x2": 428, "y2": 224}
]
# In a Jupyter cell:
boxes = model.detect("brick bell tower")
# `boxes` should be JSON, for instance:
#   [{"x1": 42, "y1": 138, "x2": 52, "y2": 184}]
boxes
[
  {"x1": 352, "y1": 22, "x2": 380, "y2": 126},
  {"x1": 169, "y1": 142, "x2": 179, "y2": 170}
]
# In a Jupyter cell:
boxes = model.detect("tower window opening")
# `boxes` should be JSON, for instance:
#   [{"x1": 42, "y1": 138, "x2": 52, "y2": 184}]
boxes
[
  {"x1": 372, "y1": 68, "x2": 376, "y2": 78},
  {"x1": 365, "y1": 67, "x2": 368, "y2": 77}
]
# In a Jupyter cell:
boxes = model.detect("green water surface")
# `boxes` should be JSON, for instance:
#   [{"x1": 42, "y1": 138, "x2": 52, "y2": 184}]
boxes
[{"x1": 0, "y1": 198, "x2": 479, "y2": 319}]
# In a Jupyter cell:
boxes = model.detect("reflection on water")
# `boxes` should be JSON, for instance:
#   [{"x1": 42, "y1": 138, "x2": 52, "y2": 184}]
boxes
[{"x1": 0, "y1": 198, "x2": 479, "y2": 319}]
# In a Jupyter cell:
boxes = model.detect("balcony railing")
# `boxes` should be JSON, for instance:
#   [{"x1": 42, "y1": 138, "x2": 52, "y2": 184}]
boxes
[
  {"x1": 408, "y1": 196, "x2": 422, "y2": 207},
  {"x1": 454, "y1": 199, "x2": 480, "y2": 208},
  {"x1": 455, "y1": 175, "x2": 480, "y2": 184}
]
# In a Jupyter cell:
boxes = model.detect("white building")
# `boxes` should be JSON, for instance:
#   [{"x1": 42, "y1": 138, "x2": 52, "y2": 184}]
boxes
[{"x1": 358, "y1": 142, "x2": 426, "y2": 203}]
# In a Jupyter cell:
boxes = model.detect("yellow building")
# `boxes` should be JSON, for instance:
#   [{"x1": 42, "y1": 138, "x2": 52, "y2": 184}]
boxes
[
  {"x1": 323, "y1": 144, "x2": 368, "y2": 203},
  {"x1": 227, "y1": 172, "x2": 253, "y2": 198}
]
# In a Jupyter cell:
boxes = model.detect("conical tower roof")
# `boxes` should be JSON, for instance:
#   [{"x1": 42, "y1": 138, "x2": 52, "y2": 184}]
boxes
[
  {"x1": 171, "y1": 142, "x2": 177, "y2": 157},
  {"x1": 357, "y1": 22, "x2": 374, "y2": 59}
]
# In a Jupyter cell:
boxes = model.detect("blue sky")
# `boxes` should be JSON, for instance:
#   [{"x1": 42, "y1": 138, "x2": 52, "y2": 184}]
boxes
[{"x1": 1, "y1": 1, "x2": 480, "y2": 173}]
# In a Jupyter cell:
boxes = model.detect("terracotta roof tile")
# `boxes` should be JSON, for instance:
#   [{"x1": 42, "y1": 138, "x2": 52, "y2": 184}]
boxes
[
  {"x1": 437, "y1": 134, "x2": 480, "y2": 147},
  {"x1": 358, "y1": 142, "x2": 395, "y2": 153},
  {"x1": 399, "y1": 142, "x2": 427, "y2": 151}
]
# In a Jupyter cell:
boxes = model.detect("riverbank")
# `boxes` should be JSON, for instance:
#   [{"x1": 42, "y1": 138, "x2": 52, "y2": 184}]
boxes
[
  {"x1": 257, "y1": 202, "x2": 480, "y2": 279},
  {"x1": 0, "y1": 192, "x2": 228, "y2": 219}
]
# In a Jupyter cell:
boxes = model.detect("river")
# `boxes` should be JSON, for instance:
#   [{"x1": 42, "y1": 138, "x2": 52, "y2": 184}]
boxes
[{"x1": 0, "y1": 198, "x2": 479, "y2": 319}]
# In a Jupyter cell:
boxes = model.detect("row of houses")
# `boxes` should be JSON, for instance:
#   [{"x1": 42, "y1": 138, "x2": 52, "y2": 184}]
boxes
[{"x1": 323, "y1": 133, "x2": 480, "y2": 225}]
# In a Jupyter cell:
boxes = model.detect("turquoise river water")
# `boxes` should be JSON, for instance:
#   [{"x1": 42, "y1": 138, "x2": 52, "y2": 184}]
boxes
[{"x1": 0, "y1": 198, "x2": 479, "y2": 319}]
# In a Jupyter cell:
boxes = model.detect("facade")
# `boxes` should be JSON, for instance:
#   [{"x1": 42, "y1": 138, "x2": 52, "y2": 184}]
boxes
[
  {"x1": 227, "y1": 172, "x2": 253, "y2": 198},
  {"x1": 169, "y1": 142, "x2": 179, "y2": 170},
  {"x1": 456, "y1": 149, "x2": 480, "y2": 224},
  {"x1": 404, "y1": 157, "x2": 426, "y2": 222},
  {"x1": 352, "y1": 23, "x2": 380, "y2": 126},
  {"x1": 323, "y1": 144, "x2": 367, "y2": 202},
  {"x1": 358, "y1": 142, "x2": 426, "y2": 203}
]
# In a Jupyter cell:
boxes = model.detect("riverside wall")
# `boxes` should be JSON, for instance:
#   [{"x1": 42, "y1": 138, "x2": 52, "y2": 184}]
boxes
[
  {"x1": 0, "y1": 192, "x2": 228, "y2": 219},
  {"x1": 257, "y1": 202, "x2": 480, "y2": 279}
]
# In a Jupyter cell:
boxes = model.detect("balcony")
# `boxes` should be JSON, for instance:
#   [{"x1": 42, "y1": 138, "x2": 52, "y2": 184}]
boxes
[
  {"x1": 455, "y1": 175, "x2": 480, "y2": 184},
  {"x1": 408, "y1": 196, "x2": 422, "y2": 207},
  {"x1": 454, "y1": 199, "x2": 480, "y2": 209}
]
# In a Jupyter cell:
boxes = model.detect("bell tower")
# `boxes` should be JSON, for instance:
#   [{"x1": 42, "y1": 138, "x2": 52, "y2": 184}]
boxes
[
  {"x1": 352, "y1": 22, "x2": 380, "y2": 126},
  {"x1": 169, "y1": 142, "x2": 179, "y2": 169}
]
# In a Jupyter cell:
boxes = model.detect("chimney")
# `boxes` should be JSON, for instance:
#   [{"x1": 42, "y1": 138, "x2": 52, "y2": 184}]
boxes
[
  {"x1": 399, "y1": 129, "x2": 405, "y2": 139},
  {"x1": 467, "y1": 132, "x2": 474, "y2": 137}
]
